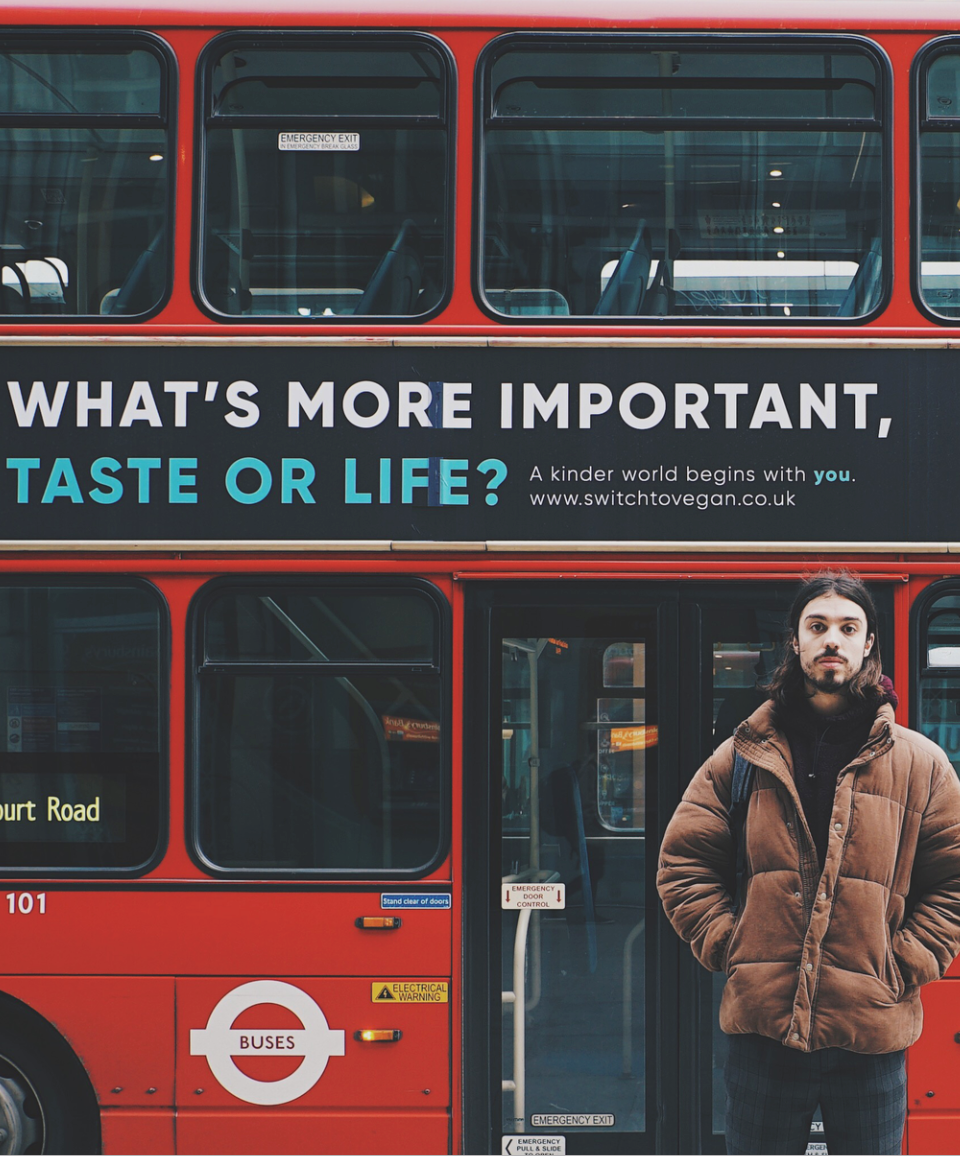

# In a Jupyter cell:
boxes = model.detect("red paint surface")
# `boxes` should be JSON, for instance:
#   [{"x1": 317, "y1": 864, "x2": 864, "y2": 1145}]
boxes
[
  {"x1": 0, "y1": 977, "x2": 175, "y2": 1107},
  {"x1": 101, "y1": 1110, "x2": 176, "y2": 1156},
  {"x1": 0, "y1": 891, "x2": 451, "y2": 976},
  {"x1": 907, "y1": 1116, "x2": 960, "y2": 1156},
  {"x1": 175, "y1": 1110, "x2": 449, "y2": 1155},
  {"x1": 910, "y1": 983, "x2": 960, "y2": 1113}
]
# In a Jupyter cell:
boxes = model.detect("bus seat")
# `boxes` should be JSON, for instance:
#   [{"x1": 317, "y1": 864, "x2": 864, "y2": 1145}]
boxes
[
  {"x1": 594, "y1": 220, "x2": 652, "y2": 316},
  {"x1": 0, "y1": 284, "x2": 25, "y2": 314},
  {"x1": 354, "y1": 219, "x2": 423, "y2": 316},
  {"x1": 836, "y1": 235, "x2": 883, "y2": 318}
]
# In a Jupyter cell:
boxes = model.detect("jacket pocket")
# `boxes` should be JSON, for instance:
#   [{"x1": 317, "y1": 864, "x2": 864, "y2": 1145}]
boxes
[
  {"x1": 722, "y1": 908, "x2": 743, "y2": 973},
  {"x1": 885, "y1": 926, "x2": 906, "y2": 1001}
]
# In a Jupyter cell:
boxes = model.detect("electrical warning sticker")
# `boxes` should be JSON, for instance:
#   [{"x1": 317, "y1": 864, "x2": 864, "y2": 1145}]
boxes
[{"x1": 371, "y1": 981, "x2": 449, "y2": 1003}]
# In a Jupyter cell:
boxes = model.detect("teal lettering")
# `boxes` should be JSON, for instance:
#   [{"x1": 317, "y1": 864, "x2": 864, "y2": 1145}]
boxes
[
  {"x1": 89, "y1": 457, "x2": 123, "y2": 504},
  {"x1": 281, "y1": 458, "x2": 315, "y2": 504},
  {"x1": 6, "y1": 458, "x2": 40, "y2": 503},
  {"x1": 226, "y1": 457, "x2": 272, "y2": 504},
  {"x1": 41, "y1": 458, "x2": 83, "y2": 504}
]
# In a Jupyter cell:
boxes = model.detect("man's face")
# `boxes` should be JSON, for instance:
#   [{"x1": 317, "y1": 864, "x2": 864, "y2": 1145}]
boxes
[{"x1": 792, "y1": 593, "x2": 875, "y2": 696}]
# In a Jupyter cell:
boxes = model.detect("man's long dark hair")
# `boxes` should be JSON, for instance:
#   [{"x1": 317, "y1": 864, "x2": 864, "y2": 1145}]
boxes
[{"x1": 765, "y1": 571, "x2": 884, "y2": 707}]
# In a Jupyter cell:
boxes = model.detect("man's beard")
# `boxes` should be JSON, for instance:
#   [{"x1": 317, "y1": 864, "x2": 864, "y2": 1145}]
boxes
[{"x1": 803, "y1": 657, "x2": 854, "y2": 694}]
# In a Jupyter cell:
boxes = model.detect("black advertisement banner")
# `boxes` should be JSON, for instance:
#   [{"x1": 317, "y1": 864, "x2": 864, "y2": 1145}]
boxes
[{"x1": 0, "y1": 345, "x2": 944, "y2": 543}]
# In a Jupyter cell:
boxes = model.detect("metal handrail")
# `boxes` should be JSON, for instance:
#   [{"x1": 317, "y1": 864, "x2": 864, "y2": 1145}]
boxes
[
  {"x1": 621, "y1": 917, "x2": 646, "y2": 1077},
  {"x1": 501, "y1": 868, "x2": 561, "y2": 1134}
]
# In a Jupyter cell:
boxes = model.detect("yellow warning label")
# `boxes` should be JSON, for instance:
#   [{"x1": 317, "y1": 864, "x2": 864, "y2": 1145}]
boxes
[{"x1": 371, "y1": 981, "x2": 449, "y2": 1004}]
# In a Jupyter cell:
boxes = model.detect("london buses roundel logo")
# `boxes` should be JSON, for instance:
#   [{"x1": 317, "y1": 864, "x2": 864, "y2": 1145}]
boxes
[{"x1": 190, "y1": 980, "x2": 346, "y2": 1105}]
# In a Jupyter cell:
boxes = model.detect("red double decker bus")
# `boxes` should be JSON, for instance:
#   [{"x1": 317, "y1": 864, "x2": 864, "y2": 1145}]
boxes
[{"x1": 3, "y1": 2, "x2": 960, "y2": 1154}]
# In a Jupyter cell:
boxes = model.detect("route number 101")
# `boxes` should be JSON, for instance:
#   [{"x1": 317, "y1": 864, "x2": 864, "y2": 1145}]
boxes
[{"x1": 6, "y1": 892, "x2": 46, "y2": 914}]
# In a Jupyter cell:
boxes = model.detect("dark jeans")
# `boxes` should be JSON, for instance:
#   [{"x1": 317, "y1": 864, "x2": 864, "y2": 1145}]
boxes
[{"x1": 724, "y1": 1033, "x2": 906, "y2": 1156}]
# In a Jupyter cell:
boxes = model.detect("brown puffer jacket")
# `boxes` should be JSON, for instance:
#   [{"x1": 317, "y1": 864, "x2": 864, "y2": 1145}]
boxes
[{"x1": 657, "y1": 699, "x2": 960, "y2": 1054}]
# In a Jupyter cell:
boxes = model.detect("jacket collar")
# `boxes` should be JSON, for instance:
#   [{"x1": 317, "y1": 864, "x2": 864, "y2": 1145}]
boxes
[{"x1": 734, "y1": 698, "x2": 895, "y2": 775}]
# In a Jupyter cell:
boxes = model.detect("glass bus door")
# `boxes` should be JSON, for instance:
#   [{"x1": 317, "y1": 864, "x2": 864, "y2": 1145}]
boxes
[
  {"x1": 465, "y1": 588, "x2": 678, "y2": 1155},
  {"x1": 500, "y1": 627, "x2": 655, "y2": 1144}
]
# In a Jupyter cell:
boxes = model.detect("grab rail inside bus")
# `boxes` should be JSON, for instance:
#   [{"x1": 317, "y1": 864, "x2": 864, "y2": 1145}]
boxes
[
  {"x1": 621, "y1": 917, "x2": 645, "y2": 1077},
  {"x1": 258, "y1": 596, "x2": 394, "y2": 865},
  {"x1": 501, "y1": 867, "x2": 561, "y2": 1135},
  {"x1": 354, "y1": 218, "x2": 423, "y2": 316}
]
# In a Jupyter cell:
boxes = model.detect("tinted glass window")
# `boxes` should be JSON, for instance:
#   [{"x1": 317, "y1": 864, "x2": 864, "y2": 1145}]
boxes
[
  {"x1": 919, "y1": 589, "x2": 960, "y2": 775},
  {"x1": 200, "y1": 35, "x2": 450, "y2": 320},
  {"x1": 0, "y1": 39, "x2": 171, "y2": 317},
  {"x1": 194, "y1": 583, "x2": 444, "y2": 874},
  {"x1": 918, "y1": 49, "x2": 960, "y2": 318},
  {"x1": 490, "y1": 49, "x2": 876, "y2": 120},
  {"x1": 0, "y1": 583, "x2": 164, "y2": 871},
  {"x1": 204, "y1": 588, "x2": 437, "y2": 663},
  {"x1": 481, "y1": 39, "x2": 884, "y2": 321}
]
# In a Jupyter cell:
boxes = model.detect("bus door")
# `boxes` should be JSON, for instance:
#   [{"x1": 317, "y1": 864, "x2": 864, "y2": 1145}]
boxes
[{"x1": 464, "y1": 580, "x2": 895, "y2": 1155}]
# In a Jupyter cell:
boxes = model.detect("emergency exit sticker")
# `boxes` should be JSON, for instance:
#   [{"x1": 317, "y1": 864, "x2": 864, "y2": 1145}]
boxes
[
  {"x1": 278, "y1": 131, "x2": 360, "y2": 151},
  {"x1": 531, "y1": 1115, "x2": 614, "y2": 1127},
  {"x1": 371, "y1": 981, "x2": 449, "y2": 1003},
  {"x1": 501, "y1": 1137, "x2": 565, "y2": 1155}
]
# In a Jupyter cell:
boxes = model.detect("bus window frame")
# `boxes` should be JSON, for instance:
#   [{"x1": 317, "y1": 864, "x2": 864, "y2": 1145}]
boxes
[
  {"x1": 0, "y1": 28, "x2": 177, "y2": 323},
  {"x1": 911, "y1": 578, "x2": 960, "y2": 690},
  {"x1": 0, "y1": 574, "x2": 169, "y2": 879},
  {"x1": 192, "y1": 29, "x2": 457, "y2": 326},
  {"x1": 473, "y1": 31, "x2": 894, "y2": 327},
  {"x1": 910, "y1": 36, "x2": 960, "y2": 326},
  {"x1": 186, "y1": 573, "x2": 451, "y2": 880}
]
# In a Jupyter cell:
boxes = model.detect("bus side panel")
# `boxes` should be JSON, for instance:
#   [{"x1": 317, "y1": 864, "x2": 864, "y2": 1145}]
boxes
[
  {"x1": 177, "y1": 977, "x2": 451, "y2": 1109},
  {"x1": 0, "y1": 975, "x2": 175, "y2": 1106},
  {"x1": 0, "y1": 891, "x2": 451, "y2": 975},
  {"x1": 175, "y1": 1110, "x2": 449, "y2": 1155},
  {"x1": 906, "y1": 1116, "x2": 960, "y2": 1156},
  {"x1": 910, "y1": 982, "x2": 960, "y2": 1113},
  {"x1": 101, "y1": 1110, "x2": 175, "y2": 1156}
]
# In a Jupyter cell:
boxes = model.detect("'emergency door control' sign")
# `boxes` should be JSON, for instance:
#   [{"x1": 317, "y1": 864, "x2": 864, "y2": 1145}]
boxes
[
  {"x1": 502, "y1": 883, "x2": 566, "y2": 910},
  {"x1": 189, "y1": 980, "x2": 345, "y2": 1105}
]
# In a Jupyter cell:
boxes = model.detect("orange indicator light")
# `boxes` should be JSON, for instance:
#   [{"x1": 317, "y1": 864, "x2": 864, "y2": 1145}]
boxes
[
  {"x1": 355, "y1": 1029, "x2": 402, "y2": 1043},
  {"x1": 356, "y1": 916, "x2": 402, "y2": 929}
]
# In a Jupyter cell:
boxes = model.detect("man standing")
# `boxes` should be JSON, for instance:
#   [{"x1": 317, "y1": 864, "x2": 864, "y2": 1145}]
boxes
[{"x1": 658, "y1": 572, "x2": 960, "y2": 1156}]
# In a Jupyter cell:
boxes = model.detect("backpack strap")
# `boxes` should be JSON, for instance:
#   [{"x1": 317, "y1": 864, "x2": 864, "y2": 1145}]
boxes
[{"x1": 728, "y1": 752, "x2": 756, "y2": 915}]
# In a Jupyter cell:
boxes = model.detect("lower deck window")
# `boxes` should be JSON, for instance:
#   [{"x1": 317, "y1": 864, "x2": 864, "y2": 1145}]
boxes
[
  {"x1": 0, "y1": 583, "x2": 164, "y2": 871},
  {"x1": 193, "y1": 583, "x2": 444, "y2": 875}
]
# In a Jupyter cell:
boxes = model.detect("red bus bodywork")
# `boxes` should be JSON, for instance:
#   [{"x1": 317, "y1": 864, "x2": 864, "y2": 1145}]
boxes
[{"x1": 0, "y1": 4, "x2": 957, "y2": 1154}]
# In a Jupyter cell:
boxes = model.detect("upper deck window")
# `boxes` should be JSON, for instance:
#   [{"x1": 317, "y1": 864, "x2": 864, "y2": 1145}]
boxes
[
  {"x1": 198, "y1": 34, "x2": 452, "y2": 321},
  {"x1": 0, "y1": 36, "x2": 172, "y2": 318},
  {"x1": 480, "y1": 37, "x2": 886, "y2": 322},
  {"x1": 917, "y1": 45, "x2": 960, "y2": 320}
]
